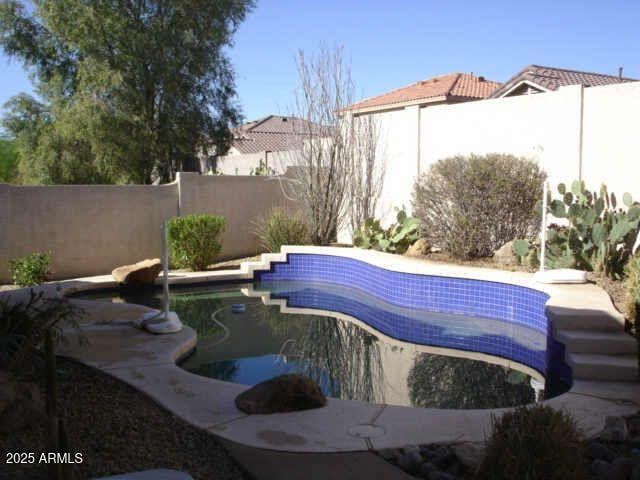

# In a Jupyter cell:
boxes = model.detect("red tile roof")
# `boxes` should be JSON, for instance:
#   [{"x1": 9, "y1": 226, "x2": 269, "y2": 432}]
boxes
[
  {"x1": 231, "y1": 115, "x2": 320, "y2": 154},
  {"x1": 491, "y1": 65, "x2": 637, "y2": 98},
  {"x1": 345, "y1": 73, "x2": 501, "y2": 111}
]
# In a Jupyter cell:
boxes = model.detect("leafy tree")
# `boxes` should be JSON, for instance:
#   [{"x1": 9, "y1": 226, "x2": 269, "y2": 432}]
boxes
[
  {"x1": 0, "y1": 134, "x2": 18, "y2": 182},
  {"x1": 0, "y1": 0, "x2": 254, "y2": 184}
]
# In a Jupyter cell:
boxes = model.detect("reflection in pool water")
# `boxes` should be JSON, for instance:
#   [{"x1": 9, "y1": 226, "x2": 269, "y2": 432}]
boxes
[{"x1": 79, "y1": 280, "x2": 570, "y2": 409}]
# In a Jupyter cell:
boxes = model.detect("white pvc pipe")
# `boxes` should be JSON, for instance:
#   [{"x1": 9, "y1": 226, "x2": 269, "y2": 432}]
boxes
[
  {"x1": 162, "y1": 221, "x2": 170, "y2": 318},
  {"x1": 539, "y1": 181, "x2": 548, "y2": 272}
]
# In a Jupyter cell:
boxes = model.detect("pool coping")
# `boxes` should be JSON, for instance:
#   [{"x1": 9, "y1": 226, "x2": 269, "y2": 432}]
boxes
[{"x1": 6, "y1": 246, "x2": 640, "y2": 452}]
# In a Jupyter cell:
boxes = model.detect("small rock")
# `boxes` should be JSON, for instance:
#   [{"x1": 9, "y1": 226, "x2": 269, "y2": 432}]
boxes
[
  {"x1": 432, "y1": 446, "x2": 456, "y2": 469},
  {"x1": 418, "y1": 462, "x2": 437, "y2": 479},
  {"x1": 405, "y1": 238, "x2": 431, "y2": 257},
  {"x1": 584, "y1": 441, "x2": 617, "y2": 462},
  {"x1": 452, "y1": 442, "x2": 484, "y2": 469},
  {"x1": 377, "y1": 448, "x2": 397, "y2": 461},
  {"x1": 493, "y1": 240, "x2": 518, "y2": 266},
  {"x1": 112, "y1": 258, "x2": 162, "y2": 285},
  {"x1": 601, "y1": 416, "x2": 629, "y2": 442},
  {"x1": 398, "y1": 450, "x2": 423, "y2": 474},
  {"x1": 402, "y1": 444, "x2": 421, "y2": 455},
  {"x1": 234, "y1": 374, "x2": 326, "y2": 414}
]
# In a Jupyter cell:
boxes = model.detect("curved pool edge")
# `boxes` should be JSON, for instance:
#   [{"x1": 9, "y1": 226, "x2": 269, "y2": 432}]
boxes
[{"x1": 9, "y1": 246, "x2": 639, "y2": 453}]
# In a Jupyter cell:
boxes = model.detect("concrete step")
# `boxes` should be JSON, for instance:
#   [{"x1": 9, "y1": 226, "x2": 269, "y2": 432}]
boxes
[
  {"x1": 556, "y1": 329, "x2": 637, "y2": 355},
  {"x1": 568, "y1": 353, "x2": 639, "y2": 381},
  {"x1": 547, "y1": 306, "x2": 624, "y2": 331}
]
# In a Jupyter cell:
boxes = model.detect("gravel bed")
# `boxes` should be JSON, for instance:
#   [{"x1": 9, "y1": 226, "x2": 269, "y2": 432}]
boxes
[{"x1": 0, "y1": 359, "x2": 250, "y2": 480}]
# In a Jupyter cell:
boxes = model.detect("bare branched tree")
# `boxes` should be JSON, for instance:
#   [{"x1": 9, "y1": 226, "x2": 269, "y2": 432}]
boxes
[
  {"x1": 280, "y1": 45, "x2": 384, "y2": 244},
  {"x1": 348, "y1": 114, "x2": 385, "y2": 234}
]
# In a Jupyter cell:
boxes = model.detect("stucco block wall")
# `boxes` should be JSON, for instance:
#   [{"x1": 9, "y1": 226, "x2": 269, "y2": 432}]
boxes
[
  {"x1": 0, "y1": 174, "x2": 296, "y2": 282},
  {"x1": 368, "y1": 81, "x2": 640, "y2": 227},
  {"x1": 581, "y1": 82, "x2": 640, "y2": 195},
  {"x1": 216, "y1": 150, "x2": 298, "y2": 175},
  {"x1": 419, "y1": 85, "x2": 583, "y2": 189},
  {"x1": 177, "y1": 173, "x2": 297, "y2": 260}
]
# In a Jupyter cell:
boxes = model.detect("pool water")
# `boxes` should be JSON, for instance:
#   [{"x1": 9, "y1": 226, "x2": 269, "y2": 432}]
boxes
[{"x1": 79, "y1": 280, "x2": 570, "y2": 409}]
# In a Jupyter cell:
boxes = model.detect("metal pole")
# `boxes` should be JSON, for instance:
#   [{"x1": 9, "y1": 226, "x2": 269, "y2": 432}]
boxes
[
  {"x1": 162, "y1": 221, "x2": 170, "y2": 319},
  {"x1": 540, "y1": 181, "x2": 548, "y2": 272}
]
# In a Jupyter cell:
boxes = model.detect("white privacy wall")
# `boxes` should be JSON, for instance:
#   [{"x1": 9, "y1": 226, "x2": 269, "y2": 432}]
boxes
[
  {"x1": 367, "y1": 81, "x2": 640, "y2": 227},
  {"x1": 216, "y1": 150, "x2": 298, "y2": 175},
  {"x1": 581, "y1": 82, "x2": 640, "y2": 196}
]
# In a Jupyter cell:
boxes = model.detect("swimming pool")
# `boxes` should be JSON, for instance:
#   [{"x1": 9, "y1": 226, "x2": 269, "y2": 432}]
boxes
[{"x1": 78, "y1": 254, "x2": 571, "y2": 409}]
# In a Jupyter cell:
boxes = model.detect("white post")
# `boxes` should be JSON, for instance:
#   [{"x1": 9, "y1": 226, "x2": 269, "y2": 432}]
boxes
[
  {"x1": 161, "y1": 221, "x2": 170, "y2": 319},
  {"x1": 539, "y1": 181, "x2": 548, "y2": 272}
]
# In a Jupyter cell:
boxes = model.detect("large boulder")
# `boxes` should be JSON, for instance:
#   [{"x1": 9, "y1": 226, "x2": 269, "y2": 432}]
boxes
[
  {"x1": 235, "y1": 374, "x2": 327, "y2": 414},
  {"x1": 493, "y1": 241, "x2": 518, "y2": 266},
  {"x1": 404, "y1": 238, "x2": 431, "y2": 257},
  {"x1": 112, "y1": 258, "x2": 162, "y2": 286}
]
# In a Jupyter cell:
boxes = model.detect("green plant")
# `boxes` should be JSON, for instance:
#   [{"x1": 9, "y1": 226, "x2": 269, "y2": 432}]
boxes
[
  {"x1": 254, "y1": 208, "x2": 311, "y2": 252},
  {"x1": 250, "y1": 158, "x2": 275, "y2": 176},
  {"x1": 475, "y1": 405, "x2": 588, "y2": 480},
  {"x1": 516, "y1": 181, "x2": 640, "y2": 278},
  {"x1": 412, "y1": 154, "x2": 545, "y2": 259},
  {"x1": 625, "y1": 255, "x2": 640, "y2": 323},
  {"x1": 9, "y1": 252, "x2": 51, "y2": 286},
  {"x1": 353, "y1": 207, "x2": 420, "y2": 254},
  {"x1": 167, "y1": 214, "x2": 226, "y2": 271},
  {"x1": 0, "y1": 289, "x2": 85, "y2": 375}
]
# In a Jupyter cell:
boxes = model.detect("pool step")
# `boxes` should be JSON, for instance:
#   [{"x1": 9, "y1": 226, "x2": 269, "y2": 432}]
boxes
[
  {"x1": 567, "y1": 353, "x2": 639, "y2": 381},
  {"x1": 556, "y1": 329, "x2": 637, "y2": 355},
  {"x1": 547, "y1": 307, "x2": 624, "y2": 331}
]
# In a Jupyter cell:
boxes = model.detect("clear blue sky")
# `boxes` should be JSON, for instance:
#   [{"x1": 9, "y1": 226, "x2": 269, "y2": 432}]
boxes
[{"x1": 1, "y1": 0, "x2": 639, "y2": 123}]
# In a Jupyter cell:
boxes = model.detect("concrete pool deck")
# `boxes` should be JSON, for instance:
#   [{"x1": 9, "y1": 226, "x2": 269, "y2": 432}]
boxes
[{"x1": 4, "y1": 246, "x2": 640, "y2": 453}]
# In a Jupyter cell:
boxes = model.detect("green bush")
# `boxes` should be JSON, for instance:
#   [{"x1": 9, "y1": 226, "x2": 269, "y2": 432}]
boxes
[
  {"x1": 475, "y1": 405, "x2": 588, "y2": 480},
  {"x1": 626, "y1": 255, "x2": 640, "y2": 323},
  {"x1": 0, "y1": 289, "x2": 85, "y2": 375},
  {"x1": 515, "y1": 182, "x2": 640, "y2": 278},
  {"x1": 353, "y1": 207, "x2": 420, "y2": 254},
  {"x1": 167, "y1": 214, "x2": 226, "y2": 271},
  {"x1": 9, "y1": 252, "x2": 51, "y2": 286},
  {"x1": 255, "y1": 208, "x2": 311, "y2": 252},
  {"x1": 412, "y1": 154, "x2": 545, "y2": 259}
]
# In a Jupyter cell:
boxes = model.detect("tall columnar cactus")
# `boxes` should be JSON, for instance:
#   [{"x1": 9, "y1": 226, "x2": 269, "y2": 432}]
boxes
[{"x1": 513, "y1": 181, "x2": 640, "y2": 278}]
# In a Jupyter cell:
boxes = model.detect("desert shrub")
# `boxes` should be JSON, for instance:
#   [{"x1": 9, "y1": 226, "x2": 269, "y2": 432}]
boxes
[
  {"x1": 0, "y1": 289, "x2": 85, "y2": 375},
  {"x1": 9, "y1": 252, "x2": 51, "y2": 286},
  {"x1": 626, "y1": 255, "x2": 640, "y2": 323},
  {"x1": 475, "y1": 405, "x2": 588, "y2": 480},
  {"x1": 412, "y1": 154, "x2": 545, "y2": 259},
  {"x1": 167, "y1": 214, "x2": 226, "y2": 271},
  {"x1": 353, "y1": 207, "x2": 420, "y2": 254},
  {"x1": 255, "y1": 208, "x2": 311, "y2": 252},
  {"x1": 514, "y1": 182, "x2": 640, "y2": 279}
]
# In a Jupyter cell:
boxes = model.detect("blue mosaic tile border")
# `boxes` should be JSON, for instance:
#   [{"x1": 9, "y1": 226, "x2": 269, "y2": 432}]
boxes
[{"x1": 254, "y1": 253, "x2": 571, "y2": 385}]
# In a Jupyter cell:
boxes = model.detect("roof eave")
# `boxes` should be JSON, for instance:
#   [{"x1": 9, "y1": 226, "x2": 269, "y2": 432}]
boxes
[{"x1": 347, "y1": 95, "x2": 449, "y2": 115}]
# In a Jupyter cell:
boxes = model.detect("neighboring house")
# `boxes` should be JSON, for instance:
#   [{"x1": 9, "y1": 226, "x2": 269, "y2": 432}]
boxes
[
  {"x1": 491, "y1": 65, "x2": 636, "y2": 98},
  {"x1": 346, "y1": 72, "x2": 501, "y2": 114},
  {"x1": 212, "y1": 115, "x2": 320, "y2": 175}
]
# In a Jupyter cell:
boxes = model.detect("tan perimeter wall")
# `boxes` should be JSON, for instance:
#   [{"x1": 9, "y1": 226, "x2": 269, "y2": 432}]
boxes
[
  {"x1": 363, "y1": 81, "x2": 640, "y2": 229},
  {"x1": 0, "y1": 173, "x2": 297, "y2": 282}
]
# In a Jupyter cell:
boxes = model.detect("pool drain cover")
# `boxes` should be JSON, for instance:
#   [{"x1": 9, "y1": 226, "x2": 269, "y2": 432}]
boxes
[{"x1": 347, "y1": 424, "x2": 386, "y2": 439}]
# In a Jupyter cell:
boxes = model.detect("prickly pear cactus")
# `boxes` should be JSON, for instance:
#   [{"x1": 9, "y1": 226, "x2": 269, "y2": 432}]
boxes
[{"x1": 530, "y1": 182, "x2": 640, "y2": 278}]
